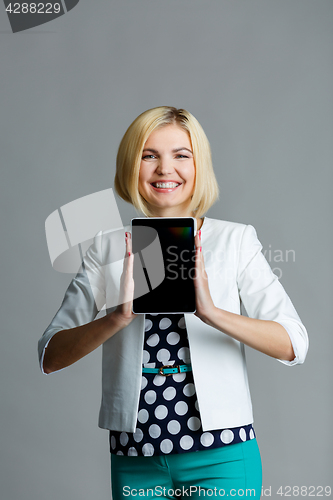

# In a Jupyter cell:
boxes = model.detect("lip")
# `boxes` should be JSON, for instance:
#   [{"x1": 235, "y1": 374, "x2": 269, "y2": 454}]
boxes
[
  {"x1": 150, "y1": 181, "x2": 182, "y2": 193},
  {"x1": 150, "y1": 180, "x2": 182, "y2": 185}
]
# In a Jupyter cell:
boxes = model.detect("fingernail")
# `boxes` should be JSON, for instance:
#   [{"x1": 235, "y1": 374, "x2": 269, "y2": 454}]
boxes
[
  {"x1": 200, "y1": 246, "x2": 202, "y2": 252},
  {"x1": 199, "y1": 230, "x2": 201, "y2": 238},
  {"x1": 128, "y1": 252, "x2": 131, "y2": 256},
  {"x1": 125, "y1": 232, "x2": 128, "y2": 239}
]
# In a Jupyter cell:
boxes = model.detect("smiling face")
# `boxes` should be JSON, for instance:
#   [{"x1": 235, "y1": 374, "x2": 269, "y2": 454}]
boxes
[{"x1": 138, "y1": 124, "x2": 196, "y2": 218}]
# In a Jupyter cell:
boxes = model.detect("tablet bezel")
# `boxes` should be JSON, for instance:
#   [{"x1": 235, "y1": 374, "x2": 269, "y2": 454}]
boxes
[{"x1": 131, "y1": 217, "x2": 197, "y2": 314}]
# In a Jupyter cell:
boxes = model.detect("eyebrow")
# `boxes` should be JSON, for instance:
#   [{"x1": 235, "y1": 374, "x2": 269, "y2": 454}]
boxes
[{"x1": 142, "y1": 147, "x2": 193, "y2": 154}]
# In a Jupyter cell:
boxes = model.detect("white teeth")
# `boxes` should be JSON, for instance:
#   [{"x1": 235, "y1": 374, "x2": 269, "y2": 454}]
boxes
[{"x1": 154, "y1": 182, "x2": 180, "y2": 188}]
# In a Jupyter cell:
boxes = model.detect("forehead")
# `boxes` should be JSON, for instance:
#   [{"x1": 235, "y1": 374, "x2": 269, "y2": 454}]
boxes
[{"x1": 144, "y1": 124, "x2": 191, "y2": 147}]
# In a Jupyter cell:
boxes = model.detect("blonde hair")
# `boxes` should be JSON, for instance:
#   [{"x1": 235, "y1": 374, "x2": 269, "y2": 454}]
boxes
[{"x1": 114, "y1": 106, "x2": 219, "y2": 218}]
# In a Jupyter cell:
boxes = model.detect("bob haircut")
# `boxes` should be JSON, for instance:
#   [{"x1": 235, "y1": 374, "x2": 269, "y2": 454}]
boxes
[{"x1": 114, "y1": 106, "x2": 219, "y2": 218}]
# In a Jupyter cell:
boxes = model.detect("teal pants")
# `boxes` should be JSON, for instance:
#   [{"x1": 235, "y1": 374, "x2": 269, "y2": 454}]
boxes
[{"x1": 111, "y1": 439, "x2": 262, "y2": 499}]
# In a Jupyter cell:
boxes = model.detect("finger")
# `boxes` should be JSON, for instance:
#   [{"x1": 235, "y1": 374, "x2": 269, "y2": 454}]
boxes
[
  {"x1": 125, "y1": 232, "x2": 134, "y2": 276},
  {"x1": 125, "y1": 232, "x2": 131, "y2": 256},
  {"x1": 122, "y1": 233, "x2": 134, "y2": 301},
  {"x1": 194, "y1": 246, "x2": 203, "y2": 283},
  {"x1": 194, "y1": 231, "x2": 200, "y2": 250},
  {"x1": 194, "y1": 231, "x2": 201, "y2": 265},
  {"x1": 120, "y1": 233, "x2": 132, "y2": 290},
  {"x1": 125, "y1": 231, "x2": 132, "y2": 255},
  {"x1": 195, "y1": 230, "x2": 202, "y2": 256},
  {"x1": 121, "y1": 232, "x2": 130, "y2": 275},
  {"x1": 195, "y1": 237, "x2": 207, "y2": 281}
]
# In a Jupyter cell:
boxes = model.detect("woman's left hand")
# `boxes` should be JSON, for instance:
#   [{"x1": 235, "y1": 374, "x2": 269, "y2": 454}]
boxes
[{"x1": 193, "y1": 230, "x2": 217, "y2": 323}]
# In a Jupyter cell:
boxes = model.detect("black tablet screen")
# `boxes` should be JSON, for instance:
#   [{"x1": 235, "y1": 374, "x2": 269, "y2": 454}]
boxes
[{"x1": 131, "y1": 217, "x2": 196, "y2": 314}]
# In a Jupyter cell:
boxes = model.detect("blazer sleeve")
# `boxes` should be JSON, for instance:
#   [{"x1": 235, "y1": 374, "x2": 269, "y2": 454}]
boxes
[
  {"x1": 236, "y1": 224, "x2": 309, "y2": 366},
  {"x1": 37, "y1": 230, "x2": 106, "y2": 374}
]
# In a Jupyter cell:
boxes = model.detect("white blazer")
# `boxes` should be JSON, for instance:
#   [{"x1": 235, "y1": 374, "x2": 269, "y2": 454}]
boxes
[{"x1": 38, "y1": 217, "x2": 308, "y2": 432}]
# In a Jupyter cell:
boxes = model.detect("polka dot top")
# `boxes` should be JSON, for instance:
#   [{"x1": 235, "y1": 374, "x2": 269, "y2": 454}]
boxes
[{"x1": 109, "y1": 314, "x2": 255, "y2": 456}]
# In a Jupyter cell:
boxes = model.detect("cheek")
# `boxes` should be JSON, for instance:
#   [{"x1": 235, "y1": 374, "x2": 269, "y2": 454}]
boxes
[
  {"x1": 138, "y1": 165, "x2": 154, "y2": 198},
  {"x1": 184, "y1": 163, "x2": 196, "y2": 186},
  {"x1": 138, "y1": 172, "x2": 145, "y2": 196},
  {"x1": 138, "y1": 162, "x2": 153, "y2": 181},
  {"x1": 138, "y1": 165, "x2": 147, "y2": 187}
]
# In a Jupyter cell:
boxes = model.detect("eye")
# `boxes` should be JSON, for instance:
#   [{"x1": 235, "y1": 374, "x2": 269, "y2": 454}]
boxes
[
  {"x1": 142, "y1": 154, "x2": 157, "y2": 160},
  {"x1": 176, "y1": 154, "x2": 189, "y2": 159}
]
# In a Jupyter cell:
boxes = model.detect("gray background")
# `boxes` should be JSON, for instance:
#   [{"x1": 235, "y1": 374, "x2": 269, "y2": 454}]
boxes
[{"x1": 0, "y1": 1, "x2": 332, "y2": 499}]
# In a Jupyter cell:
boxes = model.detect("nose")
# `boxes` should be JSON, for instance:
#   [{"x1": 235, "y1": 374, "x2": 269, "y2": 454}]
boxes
[{"x1": 155, "y1": 156, "x2": 174, "y2": 175}]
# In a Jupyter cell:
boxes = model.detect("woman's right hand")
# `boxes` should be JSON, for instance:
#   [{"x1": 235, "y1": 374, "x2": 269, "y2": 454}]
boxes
[{"x1": 112, "y1": 231, "x2": 138, "y2": 329}]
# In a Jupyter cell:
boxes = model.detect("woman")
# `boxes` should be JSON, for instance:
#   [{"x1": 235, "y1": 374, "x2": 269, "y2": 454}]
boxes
[{"x1": 39, "y1": 106, "x2": 308, "y2": 499}]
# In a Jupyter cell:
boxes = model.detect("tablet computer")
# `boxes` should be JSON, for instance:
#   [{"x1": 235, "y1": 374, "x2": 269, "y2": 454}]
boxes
[{"x1": 131, "y1": 217, "x2": 197, "y2": 314}]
